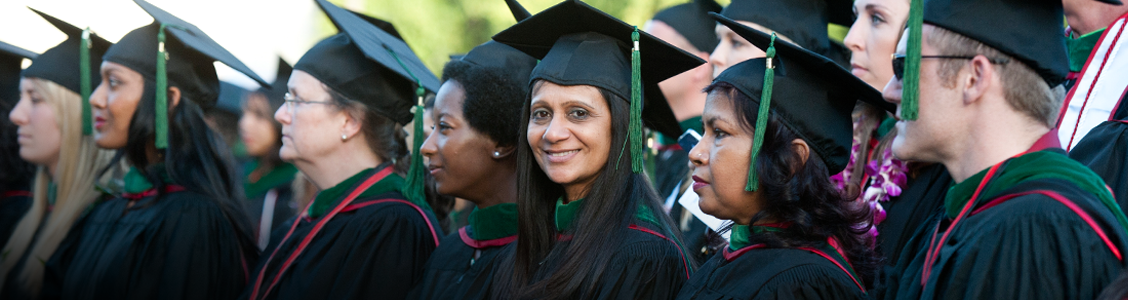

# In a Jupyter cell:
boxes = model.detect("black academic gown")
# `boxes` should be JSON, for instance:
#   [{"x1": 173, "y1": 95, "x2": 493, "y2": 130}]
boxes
[
  {"x1": 41, "y1": 189, "x2": 254, "y2": 300},
  {"x1": 872, "y1": 164, "x2": 951, "y2": 297},
  {"x1": 1069, "y1": 101, "x2": 1128, "y2": 206},
  {"x1": 676, "y1": 246, "x2": 867, "y2": 300},
  {"x1": 884, "y1": 178, "x2": 1128, "y2": 300},
  {"x1": 408, "y1": 226, "x2": 516, "y2": 299},
  {"x1": 0, "y1": 189, "x2": 31, "y2": 248},
  {"x1": 535, "y1": 220, "x2": 690, "y2": 299},
  {"x1": 241, "y1": 166, "x2": 443, "y2": 300}
]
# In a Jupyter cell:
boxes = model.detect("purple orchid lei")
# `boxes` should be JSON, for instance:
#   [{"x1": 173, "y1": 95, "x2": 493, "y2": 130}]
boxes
[{"x1": 832, "y1": 116, "x2": 908, "y2": 241}]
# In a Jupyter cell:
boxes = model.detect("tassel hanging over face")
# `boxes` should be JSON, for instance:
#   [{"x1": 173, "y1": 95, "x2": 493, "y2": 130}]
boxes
[
  {"x1": 901, "y1": 0, "x2": 923, "y2": 121},
  {"x1": 80, "y1": 28, "x2": 93, "y2": 135}
]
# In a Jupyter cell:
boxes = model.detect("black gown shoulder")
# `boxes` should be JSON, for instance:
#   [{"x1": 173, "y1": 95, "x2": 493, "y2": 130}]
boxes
[
  {"x1": 873, "y1": 164, "x2": 950, "y2": 297},
  {"x1": 584, "y1": 221, "x2": 691, "y2": 300},
  {"x1": 676, "y1": 247, "x2": 866, "y2": 300},
  {"x1": 885, "y1": 178, "x2": 1128, "y2": 300},
  {"x1": 0, "y1": 190, "x2": 32, "y2": 248},
  {"x1": 41, "y1": 190, "x2": 253, "y2": 300},
  {"x1": 408, "y1": 227, "x2": 516, "y2": 300},
  {"x1": 1069, "y1": 116, "x2": 1128, "y2": 207},
  {"x1": 242, "y1": 191, "x2": 442, "y2": 300}
]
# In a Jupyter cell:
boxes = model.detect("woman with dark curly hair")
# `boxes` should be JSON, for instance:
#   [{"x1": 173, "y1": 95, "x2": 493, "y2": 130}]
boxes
[
  {"x1": 409, "y1": 2, "x2": 536, "y2": 299},
  {"x1": 674, "y1": 15, "x2": 888, "y2": 300},
  {"x1": 411, "y1": 39, "x2": 537, "y2": 300}
]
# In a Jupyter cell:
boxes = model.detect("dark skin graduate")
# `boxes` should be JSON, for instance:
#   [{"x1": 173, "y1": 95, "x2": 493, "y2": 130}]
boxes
[{"x1": 411, "y1": 51, "x2": 527, "y2": 299}]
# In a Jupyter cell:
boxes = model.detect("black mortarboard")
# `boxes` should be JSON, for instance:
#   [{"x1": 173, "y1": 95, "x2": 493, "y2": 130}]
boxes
[
  {"x1": 298, "y1": 0, "x2": 440, "y2": 210},
  {"x1": 213, "y1": 81, "x2": 248, "y2": 115},
  {"x1": 259, "y1": 57, "x2": 292, "y2": 112},
  {"x1": 720, "y1": 0, "x2": 851, "y2": 65},
  {"x1": 296, "y1": 0, "x2": 439, "y2": 125},
  {"x1": 897, "y1": 0, "x2": 1121, "y2": 121},
  {"x1": 455, "y1": 0, "x2": 537, "y2": 91},
  {"x1": 105, "y1": 0, "x2": 268, "y2": 148},
  {"x1": 0, "y1": 41, "x2": 36, "y2": 107},
  {"x1": 652, "y1": 0, "x2": 722, "y2": 53},
  {"x1": 493, "y1": 0, "x2": 706, "y2": 173},
  {"x1": 710, "y1": 13, "x2": 893, "y2": 190},
  {"x1": 22, "y1": 8, "x2": 113, "y2": 135}
]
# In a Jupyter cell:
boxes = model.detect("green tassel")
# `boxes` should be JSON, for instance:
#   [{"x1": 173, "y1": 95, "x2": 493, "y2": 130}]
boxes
[
  {"x1": 386, "y1": 48, "x2": 432, "y2": 211},
  {"x1": 902, "y1": 0, "x2": 923, "y2": 121},
  {"x1": 80, "y1": 28, "x2": 93, "y2": 135},
  {"x1": 154, "y1": 23, "x2": 170, "y2": 149},
  {"x1": 629, "y1": 27, "x2": 644, "y2": 174},
  {"x1": 747, "y1": 34, "x2": 777, "y2": 192}
]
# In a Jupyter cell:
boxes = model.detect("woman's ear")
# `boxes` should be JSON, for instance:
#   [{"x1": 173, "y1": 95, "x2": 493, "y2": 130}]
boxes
[
  {"x1": 166, "y1": 86, "x2": 182, "y2": 111},
  {"x1": 340, "y1": 110, "x2": 362, "y2": 140},
  {"x1": 790, "y1": 138, "x2": 810, "y2": 174},
  {"x1": 492, "y1": 143, "x2": 517, "y2": 159}
]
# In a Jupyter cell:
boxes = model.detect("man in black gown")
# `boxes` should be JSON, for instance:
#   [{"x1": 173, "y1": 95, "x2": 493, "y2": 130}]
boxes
[{"x1": 882, "y1": 0, "x2": 1128, "y2": 298}]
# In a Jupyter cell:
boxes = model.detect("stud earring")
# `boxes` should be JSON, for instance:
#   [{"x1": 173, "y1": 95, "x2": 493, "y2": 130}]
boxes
[
  {"x1": 341, "y1": 134, "x2": 347, "y2": 141},
  {"x1": 494, "y1": 151, "x2": 501, "y2": 157}
]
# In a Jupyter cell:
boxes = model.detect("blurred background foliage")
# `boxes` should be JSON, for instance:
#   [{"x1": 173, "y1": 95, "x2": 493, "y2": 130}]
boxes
[{"x1": 315, "y1": 0, "x2": 734, "y2": 78}]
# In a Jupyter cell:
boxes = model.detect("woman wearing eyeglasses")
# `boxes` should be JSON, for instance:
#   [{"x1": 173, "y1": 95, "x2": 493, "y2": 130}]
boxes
[
  {"x1": 238, "y1": 59, "x2": 302, "y2": 250},
  {"x1": 239, "y1": 2, "x2": 443, "y2": 300}
]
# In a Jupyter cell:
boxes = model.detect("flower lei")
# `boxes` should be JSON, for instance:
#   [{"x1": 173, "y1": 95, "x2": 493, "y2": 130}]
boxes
[{"x1": 832, "y1": 115, "x2": 908, "y2": 240}]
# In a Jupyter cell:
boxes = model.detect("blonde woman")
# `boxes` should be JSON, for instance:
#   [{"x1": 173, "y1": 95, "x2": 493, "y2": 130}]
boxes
[{"x1": 0, "y1": 10, "x2": 118, "y2": 300}]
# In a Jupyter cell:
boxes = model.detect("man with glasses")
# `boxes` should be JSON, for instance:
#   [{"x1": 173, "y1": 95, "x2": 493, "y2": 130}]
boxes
[{"x1": 879, "y1": 0, "x2": 1128, "y2": 298}]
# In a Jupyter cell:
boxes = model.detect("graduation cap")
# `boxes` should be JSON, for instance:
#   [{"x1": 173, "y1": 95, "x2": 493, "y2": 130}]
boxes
[
  {"x1": 0, "y1": 41, "x2": 36, "y2": 108},
  {"x1": 720, "y1": 0, "x2": 852, "y2": 65},
  {"x1": 258, "y1": 57, "x2": 292, "y2": 113},
  {"x1": 493, "y1": 0, "x2": 706, "y2": 173},
  {"x1": 212, "y1": 81, "x2": 248, "y2": 115},
  {"x1": 898, "y1": 0, "x2": 1121, "y2": 121},
  {"x1": 104, "y1": 0, "x2": 268, "y2": 148},
  {"x1": 299, "y1": 0, "x2": 440, "y2": 209},
  {"x1": 710, "y1": 13, "x2": 893, "y2": 191},
  {"x1": 651, "y1": 0, "x2": 722, "y2": 53},
  {"x1": 21, "y1": 8, "x2": 113, "y2": 135}
]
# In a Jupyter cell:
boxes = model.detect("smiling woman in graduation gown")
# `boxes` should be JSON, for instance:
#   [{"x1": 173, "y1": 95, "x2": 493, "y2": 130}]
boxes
[
  {"x1": 40, "y1": 1, "x2": 266, "y2": 299},
  {"x1": 408, "y1": 1, "x2": 537, "y2": 299},
  {"x1": 488, "y1": 1, "x2": 704, "y2": 299},
  {"x1": 675, "y1": 15, "x2": 888, "y2": 300},
  {"x1": 239, "y1": 1, "x2": 444, "y2": 300}
]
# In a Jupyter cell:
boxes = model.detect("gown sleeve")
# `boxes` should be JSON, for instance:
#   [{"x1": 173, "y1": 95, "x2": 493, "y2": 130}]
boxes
[
  {"x1": 926, "y1": 196, "x2": 1125, "y2": 300},
  {"x1": 318, "y1": 203, "x2": 438, "y2": 299},
  {"x1": 590, "y1": 239, "x2": 689, "y2": 300},
  {"x1": 123, "y1": 198, "x2": 252, "y2": 300}
]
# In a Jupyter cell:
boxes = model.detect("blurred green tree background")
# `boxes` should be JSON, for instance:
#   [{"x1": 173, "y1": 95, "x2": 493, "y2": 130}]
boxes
[{"x1": 315, "y1": 0, "x2": 732, "y2": 78}]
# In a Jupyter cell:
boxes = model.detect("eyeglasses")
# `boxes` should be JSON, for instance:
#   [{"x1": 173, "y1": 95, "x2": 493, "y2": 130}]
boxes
[
  {"x1": 891, "y1": 54, "x2": 1009, "y2": 80},
  {"x1": 283, "y1": 92, "x2": 333, "y2": 111}
]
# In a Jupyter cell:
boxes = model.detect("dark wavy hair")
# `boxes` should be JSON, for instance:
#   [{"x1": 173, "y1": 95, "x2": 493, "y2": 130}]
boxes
[
  {"x1": 439, "y1": 60, "x2": 525, "y2": 147},
  {"x1": 706, "y1": 81, "x2": 879, "y2": 284},
  {"x1": 102, "y1": 77, "x2": 259, "y2": 264},
  {"x1": 494, "y1": 80, "x2": 687, "y2": 299}
]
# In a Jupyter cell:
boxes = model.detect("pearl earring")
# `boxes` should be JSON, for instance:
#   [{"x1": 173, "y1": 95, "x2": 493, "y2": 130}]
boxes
[
  {"x1": 494, "y1": 151, "x2": 501, "y2": 157},
  {"x1": 341, "y1": 134, "x2": 347, "y2": 141}
]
